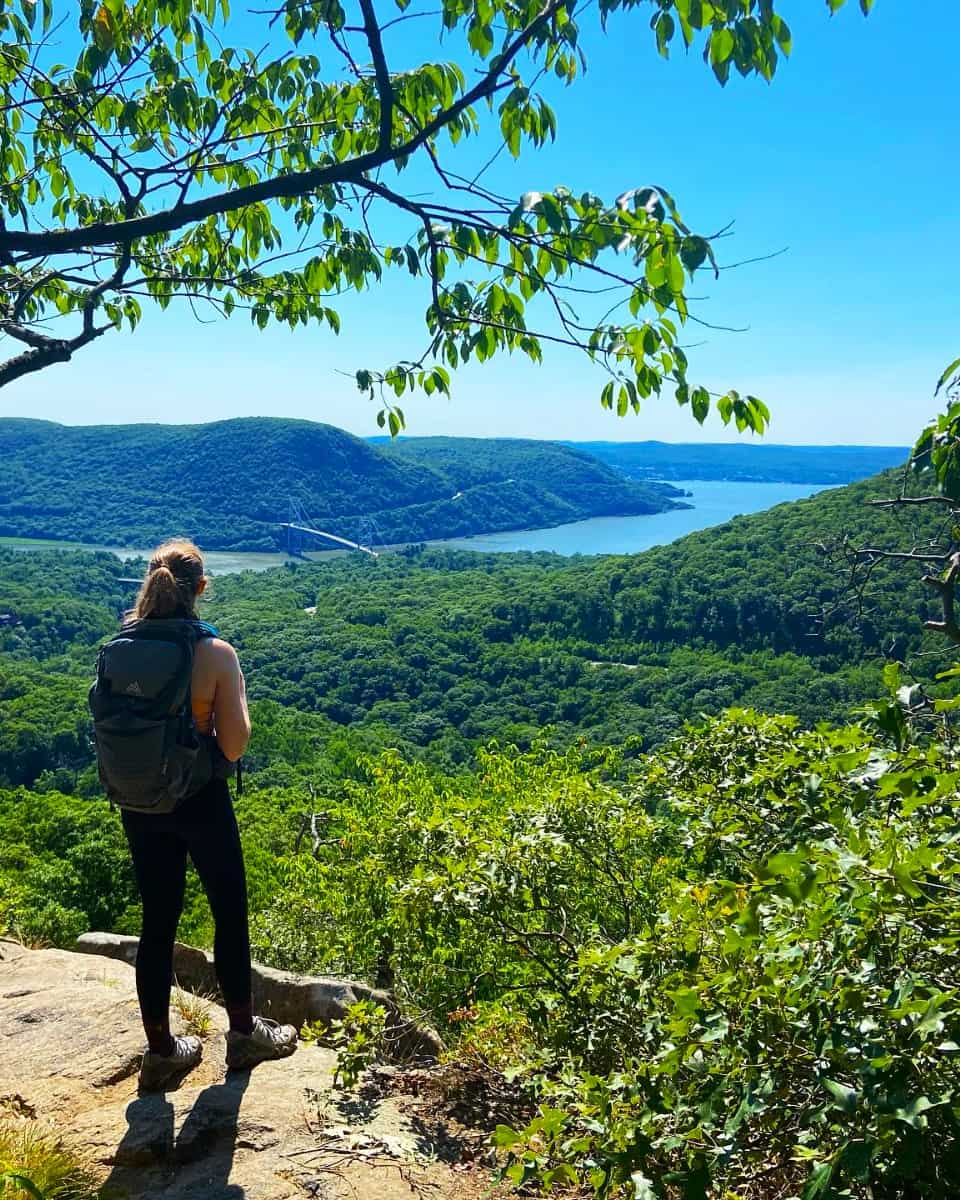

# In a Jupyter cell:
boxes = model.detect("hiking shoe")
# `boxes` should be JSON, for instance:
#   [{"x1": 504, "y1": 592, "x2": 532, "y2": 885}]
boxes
[
  {"x1": 226, "y1": 1016, "x2": 298, "y2": 1070},
  {"x1": 138, "y1": 1035, "x2": 202, "y2": 1092}
]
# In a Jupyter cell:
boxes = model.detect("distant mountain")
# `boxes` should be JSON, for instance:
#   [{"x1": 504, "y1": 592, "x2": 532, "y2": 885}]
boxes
[
  {"x1": 567, "y1": 441, "x2": 909, "y2": 484},
  {"x1": 379, "y1": 435, "x2": 685, "y2": 516},
  {"x1": 0, "y1": 419, "x2": 684, "y2": 552}
]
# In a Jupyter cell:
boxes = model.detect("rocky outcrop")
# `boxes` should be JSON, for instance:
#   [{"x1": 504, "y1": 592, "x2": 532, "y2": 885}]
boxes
[
  {"x1": 0, "y1": 940, "x2": 493, "y2": 1200},
  {"x1": 74, "y1": 932, "x2": 443, "y2": 1060}
]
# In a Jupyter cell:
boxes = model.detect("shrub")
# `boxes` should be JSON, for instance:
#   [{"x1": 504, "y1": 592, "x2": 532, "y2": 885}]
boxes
[
  {"x1": 257, "y1": 716, "x2": 960, "y2": 1197},
  {"x1": 0, "y1": 1122, "x2": 99, "y2": 1199}
]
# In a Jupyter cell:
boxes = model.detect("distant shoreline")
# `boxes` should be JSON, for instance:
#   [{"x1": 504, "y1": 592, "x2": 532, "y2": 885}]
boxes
[{"x1": 0, "y1": 479, "x2": 829, "y2": 569}]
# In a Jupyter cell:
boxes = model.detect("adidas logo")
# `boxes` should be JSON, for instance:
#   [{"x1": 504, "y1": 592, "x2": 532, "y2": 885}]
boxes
[{"x1": 125, "y1": 681, "x2": 143, "y2": 696}]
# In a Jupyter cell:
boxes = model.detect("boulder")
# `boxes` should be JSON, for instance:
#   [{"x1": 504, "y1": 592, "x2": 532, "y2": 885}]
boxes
[
  {"x1": 74, "y1": 932, "x2": 443, "y2": 1060},
  {"x1": 0, "y1": 940, "x2": 493, "y2": 1200}
]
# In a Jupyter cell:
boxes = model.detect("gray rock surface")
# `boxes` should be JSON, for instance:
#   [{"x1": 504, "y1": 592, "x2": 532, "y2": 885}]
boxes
[
  {"x1": 75, "y1": 932, "x2": 443, "y2": 1060},
  {"x1": 0, "y1": 940, "x2": 491, "y2": 1200}
]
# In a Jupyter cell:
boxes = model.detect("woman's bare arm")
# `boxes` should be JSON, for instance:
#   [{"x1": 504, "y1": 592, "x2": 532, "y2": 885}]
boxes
[{"x1": 211, "y1": 640, "x2": 251, "y2": 761}]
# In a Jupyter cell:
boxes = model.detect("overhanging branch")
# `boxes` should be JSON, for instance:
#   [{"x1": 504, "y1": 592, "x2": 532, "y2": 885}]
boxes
[
  {"x1": 869, "y1": 496, "x2": 959, "y2": 509},
  {"x1": 0, "y1": 241, "x2": 132, "y2": 386},
  {"x1": 358, "y1": 0, "x2": 394, "y2": 152},
  {"x1": 0, "y1": 0, "x2": 566, "y2": 261}
]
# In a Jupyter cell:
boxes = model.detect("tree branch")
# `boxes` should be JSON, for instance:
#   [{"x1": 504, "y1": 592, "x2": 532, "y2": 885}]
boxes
[
  {"x1": 855, "y1": 549, "x2": 950, "y2": 564},
  {"x1": 0, "y1": 321, "x2": 112, "y2": 387},
  {"x1": 869, "y1": 496, "x2": 959, "y2": 509},
  {"x1": 0, "y1": 0, "x2": 566, "y2": 260},
  {"x1": 0, "y1": 242, "x2": 131, "y2": 386},
  {"x1": 923, "y1": 553, "x2": 960, "y2": 645},
  {"x1": 358, "y1": 0, "x2": 394, "y2": 152}
]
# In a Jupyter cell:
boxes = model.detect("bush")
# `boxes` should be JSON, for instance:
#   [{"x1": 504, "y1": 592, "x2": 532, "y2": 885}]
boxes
[{"x1": 253, "y1": 715, "x2": 960, "y2": 1198}]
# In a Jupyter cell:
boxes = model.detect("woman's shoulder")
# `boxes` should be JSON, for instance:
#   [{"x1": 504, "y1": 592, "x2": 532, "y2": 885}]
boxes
[
  {"x1": 194, "y1": 635, "x2": 240, "y2": 668},
  {"x1": 196, "y1": 634, "x2": 237, "y2": 655}
]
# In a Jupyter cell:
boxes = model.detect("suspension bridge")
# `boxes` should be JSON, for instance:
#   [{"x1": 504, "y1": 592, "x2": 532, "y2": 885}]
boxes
[{"x1": 280, "y1": 500, "x2": 380, "y2": 558}]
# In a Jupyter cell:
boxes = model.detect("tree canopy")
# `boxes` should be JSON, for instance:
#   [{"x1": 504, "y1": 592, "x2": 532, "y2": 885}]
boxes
[{"x1": 0, "y1": 0, "x2": 871, "y2": 427}]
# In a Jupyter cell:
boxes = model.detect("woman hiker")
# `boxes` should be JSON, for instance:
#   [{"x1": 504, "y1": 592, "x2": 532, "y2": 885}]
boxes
[{"x1": 102, "y1": 539, "x2": 298, "y2": 1091}]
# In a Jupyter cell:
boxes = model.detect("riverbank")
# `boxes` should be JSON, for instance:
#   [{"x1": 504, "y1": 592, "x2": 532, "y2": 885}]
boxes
[{"x1": 1, "y1": 480, "x2": 830, "y2": 573}]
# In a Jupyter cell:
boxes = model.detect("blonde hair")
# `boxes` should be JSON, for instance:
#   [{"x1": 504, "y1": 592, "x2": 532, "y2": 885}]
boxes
[{"x1": 128, "y1": 539, "x2": 206, "y2": 622}]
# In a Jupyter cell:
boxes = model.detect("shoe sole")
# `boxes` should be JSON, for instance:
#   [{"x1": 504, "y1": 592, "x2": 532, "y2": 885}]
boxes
[
  {"x1": 138, "y1": 1057, "x2": 202, "y2": 1093},
  {"x1": 226, "y1": 1042, "x2": 297, "y2": 1071}
]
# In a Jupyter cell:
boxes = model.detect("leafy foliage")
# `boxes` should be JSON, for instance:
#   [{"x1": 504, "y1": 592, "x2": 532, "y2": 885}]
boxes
[
  {"x1": 5, "y1": 446, "x2": 960, "y2": 1196},
  {"x1": 0, "y1": 1121, "x2": 99, "y2": 1199},
  {"x1": 0, "y1": 1176, "x2": 45, "y2": 1200},
  {"x1": 250, "y1": 714, "x2": 960, "y2": 1198},
  {"x1": 0, "y1": 0, "x2": 867, "y2": 425}
]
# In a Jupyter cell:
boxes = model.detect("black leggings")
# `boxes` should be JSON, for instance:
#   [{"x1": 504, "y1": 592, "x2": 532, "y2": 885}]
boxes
[{"x1": 122, "y1": 778, "x2": 251, "y2": 1021}]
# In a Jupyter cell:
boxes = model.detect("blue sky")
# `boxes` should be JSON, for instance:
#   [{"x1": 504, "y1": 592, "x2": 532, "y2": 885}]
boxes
[{"x1": 0, "y1": 0, "x2": 954, "y2": 445}]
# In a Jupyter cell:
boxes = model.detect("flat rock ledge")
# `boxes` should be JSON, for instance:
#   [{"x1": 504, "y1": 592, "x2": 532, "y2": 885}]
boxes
[
  {"x1": 0, "y1": 939, "x2": 492, "y2": 1200},
  {"x1": 75, "y1": 931, "x2": 442, "y2": 1060}
]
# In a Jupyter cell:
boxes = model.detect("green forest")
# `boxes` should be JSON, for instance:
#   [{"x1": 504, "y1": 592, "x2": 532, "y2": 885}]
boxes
[
  {"x1": 2, "y1": 467, "x2": 949, "y2": 789},
  {"x1": 0, "y1": 418, "x2": 682, "y2": 551},
  {"x1": 3, "y1": 462, "x2": 960, "y2": 1196}
]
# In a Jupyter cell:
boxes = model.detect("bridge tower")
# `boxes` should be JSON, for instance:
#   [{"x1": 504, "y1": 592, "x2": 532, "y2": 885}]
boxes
[
  {"x1": 356, "y1": 516, "x2": 379, "y2": 555},
  {"x1": 286, "y1": 498, "x2": 309, "y2": 557}
]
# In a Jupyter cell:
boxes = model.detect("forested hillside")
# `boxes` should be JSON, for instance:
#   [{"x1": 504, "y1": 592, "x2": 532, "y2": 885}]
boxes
[
  {"x1": 0, "y1": 417, "x2": 682, "y2": 551},
  {"x1": 379, "y1": 435, "x2": 682, "y2": 506},
  {"x1": 1, "y1": 467, "x2": 949, "y2": 789},
  {"x1": 3, "y1": 464, "x2": 960, "y2": 1196}
]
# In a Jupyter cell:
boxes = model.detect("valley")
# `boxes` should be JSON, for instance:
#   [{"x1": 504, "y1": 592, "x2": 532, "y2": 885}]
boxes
[
  {"x1": 0, "y1": 418, "x2": 685, "y2": 552},
  {"x1": 2, "y1": 451, "x2": 959, "y2": 1199}
]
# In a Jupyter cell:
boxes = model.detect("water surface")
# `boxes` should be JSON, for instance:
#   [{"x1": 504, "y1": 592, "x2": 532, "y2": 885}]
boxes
[
  {"x1": 0, "y1": 480, "x2": 831, "y2": 572},
  {"x1": 432, "y1": 480, "x2": 829, "y2": 556}
]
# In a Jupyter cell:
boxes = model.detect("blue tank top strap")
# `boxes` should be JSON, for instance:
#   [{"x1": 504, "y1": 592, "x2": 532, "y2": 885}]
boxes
[{"x1": 191, "y1": 619, "x2": 219, "y2": 639}]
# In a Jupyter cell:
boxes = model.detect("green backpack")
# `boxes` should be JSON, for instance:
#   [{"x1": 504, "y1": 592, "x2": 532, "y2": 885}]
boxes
[{"x1": 89, "y1": 617, "x2": 235, "y2": 813}]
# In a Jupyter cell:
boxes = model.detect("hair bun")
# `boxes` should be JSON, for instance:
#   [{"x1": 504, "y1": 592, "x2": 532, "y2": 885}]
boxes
[{"x1": 130, "y1": 539, "x2": 206, "y2": 622}]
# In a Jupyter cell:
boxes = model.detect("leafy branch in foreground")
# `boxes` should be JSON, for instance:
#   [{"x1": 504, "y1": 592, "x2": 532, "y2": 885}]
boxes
[{"x1": 0, "y1": 0, "x2": 870, "y2": 426}]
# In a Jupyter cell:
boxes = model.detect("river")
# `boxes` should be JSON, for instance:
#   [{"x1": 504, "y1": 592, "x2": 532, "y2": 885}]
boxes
[
  {"x1": 1, "y1": 480, "x2": 831, "y2": 573},
  {"x1": 431, "y1": 479, "x2": 829, "y2": 556}
]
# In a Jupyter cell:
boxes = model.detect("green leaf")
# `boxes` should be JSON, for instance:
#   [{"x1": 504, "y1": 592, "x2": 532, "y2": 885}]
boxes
[
  {"x1": 772, "y1": 16, "x2": 793, "y2": 54},
  {"x1": 680, "y1": 236, "x2": 708, "y2": 275},
  {"x1": 492, "y1": 1124, "x2": 522, "y2": 1148},
  {"x1": 655, "y1": 13, "x2": 674, "y2": 58},
  {"x1": 822, "y1": 1077, "x2": 858, "y2": 1113},
  {"x1": 915, "y1": 992, "x2": 951, "y2": 1037},
  {"x1": 893, "y1": 1095, "x2": 940, "y2": 1128},
  {"x1": 936, "y1": 356, "x2": 960, "y2": 395},
  {"x1": 801, "y1": 1162, "x2": 834, "y2": 1200},
  {"x1": 709, "y1": 29, "x2": 735, "y2": 66},
  {"x1": 670, "y1": 986, "x2": 700, "y2": 1016},
  {"x1": 0, "y1": 1176, "x2": 46, "y2": 1200}
]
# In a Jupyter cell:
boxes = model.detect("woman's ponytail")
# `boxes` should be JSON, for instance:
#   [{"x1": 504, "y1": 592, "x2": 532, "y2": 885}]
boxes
[{"x1": 127, "y1": 539, "x2": 206, "y2": 622}]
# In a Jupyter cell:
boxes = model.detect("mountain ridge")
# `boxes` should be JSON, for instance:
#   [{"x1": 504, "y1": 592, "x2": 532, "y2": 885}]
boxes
[{"x1": 0, "y1": 417, "x2": 683, "y2": 551}]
